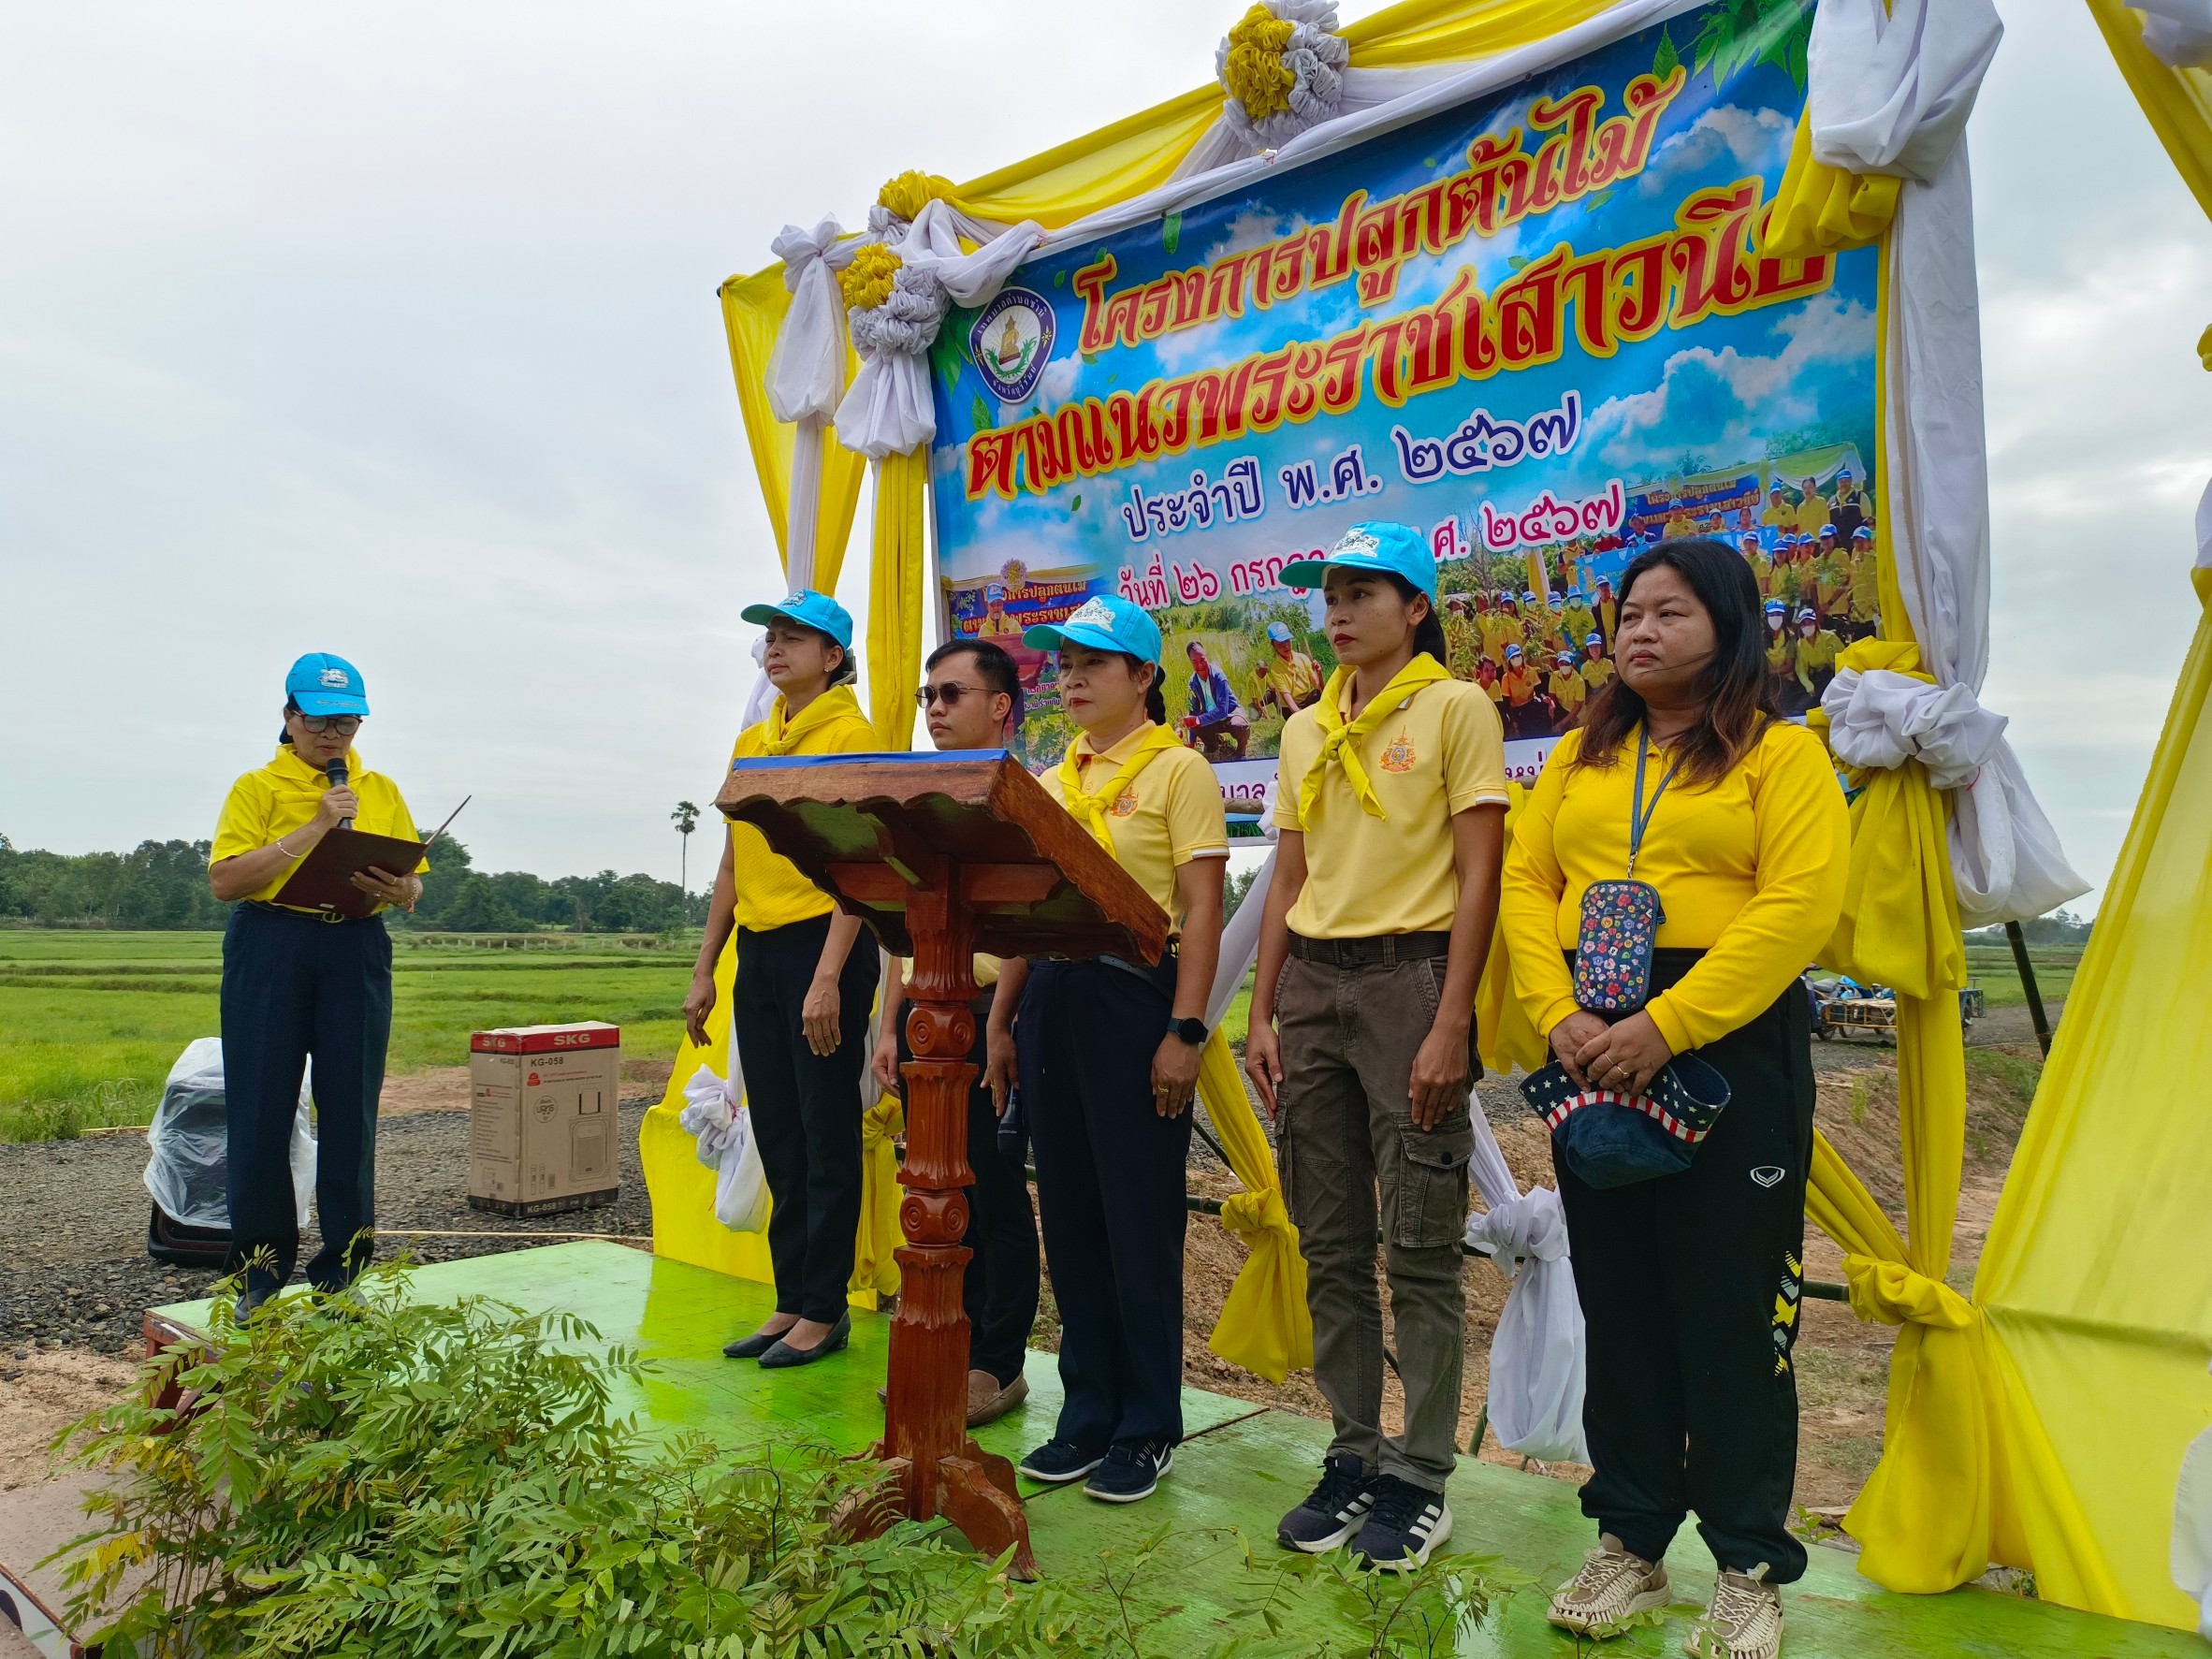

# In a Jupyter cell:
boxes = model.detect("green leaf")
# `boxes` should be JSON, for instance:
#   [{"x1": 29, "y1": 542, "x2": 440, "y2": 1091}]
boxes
[
  {"x1": 1054, "y1": 268, "x2": 1067, "y2": 287},
  {"x1": 1652, "y1": 23, "x2": 1680, "y2": 80},
  {"x1": 1506, "y1": 254, "x2": 1532, "y2": 272},
  {"x1": 971, "y1": 393, "x2": 994, "y2": 431},
  {"x1": 1163, "y1": 210, "x2": 1183, "y2": 255},
  {"x1": 1070, "y1": 494, "x2": 1083, "y2": 513}
]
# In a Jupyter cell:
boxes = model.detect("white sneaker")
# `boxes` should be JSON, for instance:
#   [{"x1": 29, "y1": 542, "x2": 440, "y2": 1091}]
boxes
[
  {"x1": 1547, "y1": 1533, "x2": 1671, "y2": 1637},
  {"x1": 1683, "y1": 1564, "x2": 1783, "y2": 1659}
]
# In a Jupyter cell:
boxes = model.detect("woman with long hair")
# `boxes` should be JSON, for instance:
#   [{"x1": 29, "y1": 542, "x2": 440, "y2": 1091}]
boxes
[
  {"x1": 1244, "y1": 522, "x2": 1507, "y2": 1571},
  {"x1": 983, "y1": 593, "x2": 1228, "y2": 1506},
  {"x1": 686, "y1": 589, "x2": 882, "y2": 1370},
  {"x1": 1503, "y1": 541, "x2": 1847, "y2": 1659}
]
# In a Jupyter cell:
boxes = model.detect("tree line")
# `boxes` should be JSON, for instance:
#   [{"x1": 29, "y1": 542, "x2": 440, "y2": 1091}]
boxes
[{"x1": 0, "y1": 834, "x2": 704, "y2": 933}]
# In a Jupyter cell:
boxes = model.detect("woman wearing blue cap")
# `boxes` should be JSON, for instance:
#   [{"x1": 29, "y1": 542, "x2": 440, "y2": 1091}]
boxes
[
  {"x1": 981, "y1": 592, "x2": 1229, "y2": 1505},
  {"x1": 687, "y1": 589, "x2": 882, "y2": 1369},
  {"x1": 207, "y1": 653, "x2": 425, "y2": 1317},
  {"x1": 1242, "y1": 523, "x2": 1507, "y2": 1571}
]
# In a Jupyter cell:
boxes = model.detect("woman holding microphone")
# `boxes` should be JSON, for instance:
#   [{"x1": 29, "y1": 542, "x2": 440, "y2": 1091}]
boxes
[
  {"x1": 1504, "y1": 541, "x2": 1846, "y2": 1659},
  {"x1": 1243, "y1": 523, "x2": 1508, "y2": 1571},
  {"x1": 207, "y1": 653, "x2": 425, "y2": 1319},
  {"x1": 982, "y1": 593, "x2": 1228, "y2": 1506},
  {"x1": 686, "y1": 590, "x2": 881, "y2": 1370}
]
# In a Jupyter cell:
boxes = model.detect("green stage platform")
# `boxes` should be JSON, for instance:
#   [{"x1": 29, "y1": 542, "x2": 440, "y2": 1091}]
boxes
[{"x1": 154, "y1": 1243, "x2": 2199, "y2": 1658}]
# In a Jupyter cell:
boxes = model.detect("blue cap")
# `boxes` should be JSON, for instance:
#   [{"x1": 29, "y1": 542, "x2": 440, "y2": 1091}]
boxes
[
  {"x1": 1765, "y1": 599, "x2": 1786, "y2": 616},
  {"x1": 1797, "y1": 606, "x2": 1819, "y2": 622},
  {"x1": 1585, "y1": 631, "x2": 1605, "y2": 647},
  {"x1": 985, "y1": 583, "x2": 1007, "y2": 604},
  {"x1": 1506, "y1": 642, "x2": 1522, "y2": 661},
  {"x1": 1023, "y1": 591, "x2": 1162, "y2": 663},
  {"x1": 1522, "y1": 590, "x2": 1540, "y2": 604},
  {"x1": 286, "y1": 652, "x2": 370, "y2": 718},
  {"x1": 741, "y1": 589, "x2": 854, "y2": 650},
  {"x1": 1818, "y1": 522, "x2": 1838, "y2": 537},
  {"x1": 1278, "y1": 522, "x2": 1437, "y2": 598},
  {"x1": 1265, "y1": 619, "x2": 1292, "y2": 642},
  {"x1": 1556, "y1": 651, "x2": 1576, "y2": 666},
  {"x1": 1547, "y1": 592, "x2": 1564, "y2": 608},
  {"x1": 1851, "y1": 526, "x2": 1872, "y2": 543}
]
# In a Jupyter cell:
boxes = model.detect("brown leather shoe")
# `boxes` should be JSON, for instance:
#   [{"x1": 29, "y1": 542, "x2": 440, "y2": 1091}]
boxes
[{"x1": 967, "y1": 1367, "x2": 1029, "y2": 1426}]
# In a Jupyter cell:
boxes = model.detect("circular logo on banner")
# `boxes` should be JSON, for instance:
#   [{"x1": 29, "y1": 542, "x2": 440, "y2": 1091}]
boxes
[{"x1": 969, "y1": 288, "x2": 1055, "y2": 405}]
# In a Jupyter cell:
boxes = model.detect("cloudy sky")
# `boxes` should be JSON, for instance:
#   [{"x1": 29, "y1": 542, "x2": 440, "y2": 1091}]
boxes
[{"x1": 2, "y1": 0, "x2": 2206, "y2": 911}]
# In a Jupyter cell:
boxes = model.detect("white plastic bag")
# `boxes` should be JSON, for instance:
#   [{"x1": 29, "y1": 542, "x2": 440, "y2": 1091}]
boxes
[
  {"x1": 142, "y1": 1037, "x2": 316, "y2": 1232},
  {"x1": 678, "y1": 1065, "x2": 769, "y2": 1233}
]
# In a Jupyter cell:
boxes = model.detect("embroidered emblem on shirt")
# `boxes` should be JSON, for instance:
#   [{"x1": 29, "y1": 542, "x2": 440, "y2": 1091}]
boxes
[
  {"x1": 1749, "y1": 1165, "x2": 1785, "y2": 1188},
  {"x1": 1378, "y1": 731, "x2": 1416, "y2": 773},
  {"x1": 1109, "y1": 786, "x2": 1140, "y2": 818}
]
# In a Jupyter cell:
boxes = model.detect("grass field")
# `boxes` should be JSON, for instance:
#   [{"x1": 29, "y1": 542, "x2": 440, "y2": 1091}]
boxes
[
  {"x1": 0, "y1": 930, "x2": 697, "y2": 1141},
  {"x1": 1963, "y1": 941, "x2": 2082, "y2": 1009}
]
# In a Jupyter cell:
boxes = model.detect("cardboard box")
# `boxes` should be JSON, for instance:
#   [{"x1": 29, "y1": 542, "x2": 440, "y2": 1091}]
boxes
[{"x1": 467, "y1": 1022, "x2": 621, "y2": 1216}]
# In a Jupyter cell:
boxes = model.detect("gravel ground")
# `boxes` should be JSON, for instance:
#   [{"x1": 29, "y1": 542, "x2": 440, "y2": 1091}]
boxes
[{"x1": 0, "y1": 1100, "x2": 655, "y2": 1361}]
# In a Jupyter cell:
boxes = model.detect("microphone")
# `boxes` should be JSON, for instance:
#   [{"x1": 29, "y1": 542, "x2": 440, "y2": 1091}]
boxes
[{"x1": 326, "y1": 758, "x2": 353, "y2": 830}]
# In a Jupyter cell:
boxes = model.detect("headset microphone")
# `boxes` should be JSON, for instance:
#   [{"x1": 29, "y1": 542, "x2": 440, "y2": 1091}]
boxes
[{"x1": 326, "y1": 758, "x2": 353, "y2": 830}]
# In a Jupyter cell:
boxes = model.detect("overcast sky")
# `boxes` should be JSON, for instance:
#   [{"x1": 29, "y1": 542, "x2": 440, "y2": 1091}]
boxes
[{"x1": 2, "y1": 1, "x2": 2205, "y2": 911}]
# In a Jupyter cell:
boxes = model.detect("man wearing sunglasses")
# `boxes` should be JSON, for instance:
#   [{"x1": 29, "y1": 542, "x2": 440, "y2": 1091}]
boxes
[
  {"x1": 869, "y1": 639, "x2": 1041, "y2": 1426},
  {"x1": 207, "y1": 653, "x2": 426, "y2": 1319}
]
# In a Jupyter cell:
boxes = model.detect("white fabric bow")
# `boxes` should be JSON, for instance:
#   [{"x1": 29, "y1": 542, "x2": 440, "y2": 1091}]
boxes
[
  {"x1": 1464, "y1": 1115, "x2": 1587, "y2": 1463},
  {"x1": 1808, "y1": 0, "x2": 2001, "y2": 182},
  {"x1": 1821, "y1": 667, "x2": 2004, "y2": 792},
  {"x1": 2134, "y1": 0, "x2": 2212, "y2": 67},
  {"x1": 765, "y1": 218, "x2": 857, "y2": 424}
]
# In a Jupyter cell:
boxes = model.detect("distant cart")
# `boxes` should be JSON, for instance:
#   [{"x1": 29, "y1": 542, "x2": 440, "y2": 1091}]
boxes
[{"x1": 1809, "y1": 977, "x2": 1983, "y2": 1042}]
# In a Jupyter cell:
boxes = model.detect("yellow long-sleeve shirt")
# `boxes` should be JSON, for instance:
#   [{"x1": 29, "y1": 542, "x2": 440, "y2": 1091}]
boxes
[{"x1": 1500, "y1": 721, "x2": 1849, "y2": 1055}]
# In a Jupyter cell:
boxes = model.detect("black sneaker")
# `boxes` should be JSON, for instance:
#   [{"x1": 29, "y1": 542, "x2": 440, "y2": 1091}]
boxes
[
  {"x1": 1353, "y1": 1475, "x2": 1453, "y2": 1572},
  {"x1": 1277, "y1": 1454, "x2": 1377, "y2": 1552},
  {"x1": 1083, "y1": 1438, "x2": 1175, "y2": 1503},
  {"x1": 1017, "y1": 1438, "x2": 1106, "y2": 1484}
]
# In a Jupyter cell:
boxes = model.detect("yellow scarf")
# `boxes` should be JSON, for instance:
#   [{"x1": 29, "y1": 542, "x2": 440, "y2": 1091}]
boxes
[
  {"x1": 1057, "y1": 722, "x2": 1182, "y2": 851},
  {"x1": 759, "y1": 684, "x2": 867, "y2": 756},
  {"x1": 1299, "y1": 652, "x2": 1454, "y2": 823}
]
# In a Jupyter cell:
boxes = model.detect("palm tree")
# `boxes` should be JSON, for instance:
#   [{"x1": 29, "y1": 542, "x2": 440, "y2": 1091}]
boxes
[{"x1": 672, "y1": 801, "x2": 700, "y2": 898}]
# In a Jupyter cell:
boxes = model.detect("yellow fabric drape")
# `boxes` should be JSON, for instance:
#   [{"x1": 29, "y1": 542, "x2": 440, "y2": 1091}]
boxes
[
  {"x1": 866, "y1": 448, "x2": 927, "y2": 750},
  {"x1": 716, "y1": 268, "x2": 867, "y2": 589},
  {"x1": 1476, "y1": 781, "x2": 1546, "y2": 1076},
  {"x1": 1199, "y1": 1031, "x2": 1313, "y2": 1383},
  {"x1": 2086, "y1": 0, "x2": 2212, "y2": 220},
  {"x1": 1762, "y1": 107, "x2": 1900, "y2": 258}
]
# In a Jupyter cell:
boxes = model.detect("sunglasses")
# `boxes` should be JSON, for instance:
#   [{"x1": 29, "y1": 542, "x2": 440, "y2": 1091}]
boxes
[
  {"x1": 914, "y1": 682, "x2": 994, "y2": 709},
  {"x1": 296, "y1": 714, "x2": 362, "y2": 735}
]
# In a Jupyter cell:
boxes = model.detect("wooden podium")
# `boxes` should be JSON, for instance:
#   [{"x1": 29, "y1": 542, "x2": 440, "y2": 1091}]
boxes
[{"x1": 717, "y1": 749, "x2": 1170, "y2": 1577}]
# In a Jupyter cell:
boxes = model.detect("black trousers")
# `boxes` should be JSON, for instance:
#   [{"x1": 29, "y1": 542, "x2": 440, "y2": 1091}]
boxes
[
  {"x1": 1556, "y1": 949, "x2": 1815, "y2": 1581},
  {"x1": 1018, "y1": 957, "x2": 1190, "y2": 1449},
  {"x1": 895, "y1": 986, "x2": 1040, "y2": 1388},
  {"x1": 219, "y1": 903, "x2": 392, "y2": 1295},
  {"x1": 734, "y1": 917, "x2": 881, "y2": 1324}
]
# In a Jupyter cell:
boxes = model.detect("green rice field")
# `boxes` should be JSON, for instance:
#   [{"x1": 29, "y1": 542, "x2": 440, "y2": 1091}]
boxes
[
  {"x1": 1962, "y1": 941, "x2": 2082, "y2": 1010},
  {"x1": 0, "y1": 930, "x2": 697, "y2": 1142}
]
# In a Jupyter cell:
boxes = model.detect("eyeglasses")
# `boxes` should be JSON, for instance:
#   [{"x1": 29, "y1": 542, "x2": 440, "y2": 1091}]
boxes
[
  {"x1": 296, "y1": 714, "x2": 362, "y2": 735},
  {"x1": 914, "y1": 682, "x2": 989, "y2": 709}
]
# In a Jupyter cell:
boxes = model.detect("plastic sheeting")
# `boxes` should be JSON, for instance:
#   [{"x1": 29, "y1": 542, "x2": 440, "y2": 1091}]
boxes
[{"x1": 142, "y1": 1037, "x2": 314, "y2": 1233}]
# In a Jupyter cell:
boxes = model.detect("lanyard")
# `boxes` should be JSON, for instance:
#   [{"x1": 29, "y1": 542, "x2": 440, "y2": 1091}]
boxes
[{"x1": 1626, "y1": 728, "x2": 1683, "y2": 879}]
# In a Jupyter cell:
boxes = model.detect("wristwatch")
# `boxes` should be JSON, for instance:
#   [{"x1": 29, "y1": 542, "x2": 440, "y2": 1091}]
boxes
[{"x1": 1171, "y1": 1017, "x2": 1208, "y2": 1047}]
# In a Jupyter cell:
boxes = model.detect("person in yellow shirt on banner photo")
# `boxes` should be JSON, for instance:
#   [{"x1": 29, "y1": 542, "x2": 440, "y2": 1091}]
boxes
[
  {"x1": 1474, "y1": 655, "x2": 1506, "y2": 711},
  {"x1": 1579, "y1": 631, "x2": 1616, "y2": 700},
  {"x1": 1792, "y1": 476, "x2": 1829, "y2": 537},
  {"x1": 1761, "y1": 597, "x2": 1797, "y2": 712},
  {"x1": 1500, "y1": 642, "x2": 1543, "y2": 739},
  {"x1": 1253, "y1": 618, "x2": 1325, "y2": 718},
  {"x1": 1243, "y1": 521, "x2": 1507, "y2": 1572},
  {"x1": 1843, "y1": 525, "x2": 1880, "y2": 640},
  {"x1": 1737, "y1": 531, "x2": 1772, "y2": 600},
  {"x1": 1441, "y1": 596, "x2": 1482, "y2": 681},
  {"x1": 1757, "y1": 484, "x2": 1793, "y2": 531},
  {"x1": 1483, "y1": 590, "x2": 1521, "y2": 667},
  {"x1": 1593, "y1": 577, "x2": 1619, "y2": 648},
  {"x1": 982, "y1": 592, "x2": 1228, "y2": 1506},
  {"x1": 870, "y1": 639, "x2": 1041, "y2": 1428},
  {"x1": 1791, "y1": 607, "x2": 1843, "y2": 712},
  {"x1": 977, "y1": 582, "x2": 1021, "y2": 638},
  {"x1": 687, "y1": 590, "x2": 882, "y2": 1371},
  {"x1": 1548, "y1": 648, "x2": 1590, "y2": 733},
  {"x1": 207, "y1": 653, "x2": 426, "y2": 1320},
  {"x1": 1504, "y1": 539, "x2": 1848, "y2": 1659},
  {"x1": 1563, "y1": 588, "x2": 1597, "y2": 650}
]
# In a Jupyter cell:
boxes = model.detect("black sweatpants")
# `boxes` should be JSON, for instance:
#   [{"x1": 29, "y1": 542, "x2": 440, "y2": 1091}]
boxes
[
  {"x1": 1556, "y1": 950, "x2": 1815, "y2": 1582},
  {"x1": 1019, "y1": 957, "x2": 1190, "y2": 1450},
  {"x1": 734, "y1": 916, "x2": 881, "y2": 1324},
  {"x1": 895, "y1": 986, "x2": 1040, "y2": 1388},
  {"x1": 219, "y1": 903, "x2": 392, "y2": 1295}
]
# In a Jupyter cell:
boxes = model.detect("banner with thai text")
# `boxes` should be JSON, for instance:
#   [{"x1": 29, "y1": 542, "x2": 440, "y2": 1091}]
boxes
[{"x1": 928, "y1": 0, "x2": 1878, "y2": 824}]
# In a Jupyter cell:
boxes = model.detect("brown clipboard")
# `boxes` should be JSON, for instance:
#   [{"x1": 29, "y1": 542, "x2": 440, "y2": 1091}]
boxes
[{"x1": 269, "y1": 796, "x2": 469, "y2": 918}]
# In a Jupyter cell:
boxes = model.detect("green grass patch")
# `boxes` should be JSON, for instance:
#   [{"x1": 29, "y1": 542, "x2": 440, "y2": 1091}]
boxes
[
  {"x1": 0, "y1": 931, "x2": 695, "y2": 1139},
  {"x1": 1962, "y1": 942, "x2": 2081, "y2": 1009}
]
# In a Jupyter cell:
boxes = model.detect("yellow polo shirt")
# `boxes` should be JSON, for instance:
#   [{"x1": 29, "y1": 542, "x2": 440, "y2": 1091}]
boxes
[
  {"x1": 728, "y1": 687, "x2": 881, "y2": 932},
  {"x1": 1261, "y1": 648, "x2": 1324, "y2": 706},
  {"x1": 1548, "y1": 668, "x2": 1587, "y2": 718},
  {"x1": 1500, "y1": 722, "x2": 1848, "y2": 1055},
  {"x1": 1273, "y1": 677, "x2": 1508, "y2": 939},
  {"x1": 211, "y1": 745, "x2": 426, "y2": 911},
  {"x1": 1044, "y1": 724, "x2": 1228, "y2": 931},
  {"x1": 1848, "y1": 550, "x2": 1881, "y2": 622},
  {"x1": 977, "y1": 611, "x2": 1020, "y2": 638},
  {"x1": 1580, "y1": 655, "x2": 1617, "y2": 695}
]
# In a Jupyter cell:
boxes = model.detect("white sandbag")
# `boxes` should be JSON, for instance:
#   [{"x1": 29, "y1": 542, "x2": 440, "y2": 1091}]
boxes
[
  {"x1": 142, "y1": 1037, "x2": 315, "y2": 1232},
  {"x1": 678, "y1": 1064, "x2": 769, "y2": 1234}
]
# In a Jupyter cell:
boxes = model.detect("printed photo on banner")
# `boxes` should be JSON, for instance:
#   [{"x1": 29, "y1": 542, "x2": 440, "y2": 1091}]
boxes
[{"x1": 928, "y1": 0, "x2": 1879, "y2": 816}]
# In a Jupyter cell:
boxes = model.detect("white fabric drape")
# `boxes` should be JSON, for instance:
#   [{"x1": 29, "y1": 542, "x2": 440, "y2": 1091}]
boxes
[
  {"x1": 766, "y1": 218, "x2": 859, "y2": 585},
  {"x1": 1806, "y1": 0, "x2": 2088, "y2": 928},
  {"x1": 2176, "y1": 1360, "x2": 2212, "y2": 1639},
  {"x1": 2133, "y1": 0, "x2": 2212, "y2": 67}
]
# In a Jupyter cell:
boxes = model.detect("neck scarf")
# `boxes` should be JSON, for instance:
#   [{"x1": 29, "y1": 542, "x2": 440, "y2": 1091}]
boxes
[
  {"x1": 1058, "y1": 722, "x2": 1182, "y2": 851},
  {"x1": 1300, "y1": 652, "x2": 1453, "y2": 823},
  {"x1": 760, "y1": 684, "x2": 865, "y2": 756}
]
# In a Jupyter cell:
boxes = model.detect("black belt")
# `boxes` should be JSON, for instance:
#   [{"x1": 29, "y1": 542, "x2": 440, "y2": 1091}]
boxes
[
  {"x1": 243, "y1": 899, "x2": 380, "y2": 925},
  {"x1": 1288, "y1": 930, "x2": 1451, "y2": 968}
]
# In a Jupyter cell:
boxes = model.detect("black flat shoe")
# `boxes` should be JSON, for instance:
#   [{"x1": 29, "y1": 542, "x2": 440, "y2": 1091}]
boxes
[
  {"x1": 723, "y1": 1323, "x2": 797, "y2": 1360},
  {"x1": 758, "y1": 1312, "x2": 851, "y2": 1370}
]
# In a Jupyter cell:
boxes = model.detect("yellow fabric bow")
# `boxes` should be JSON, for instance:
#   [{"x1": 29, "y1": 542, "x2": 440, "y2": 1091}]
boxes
[
  {"x1": 1058, "y1": 722, "x2": 1183, "y2": 850},
  {"x1": 760, "y1": 684, "x2": 867, "y2": 757},
  {"x1": 1300, "y1": 653, "x2": 1453, "y2": 824}
]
